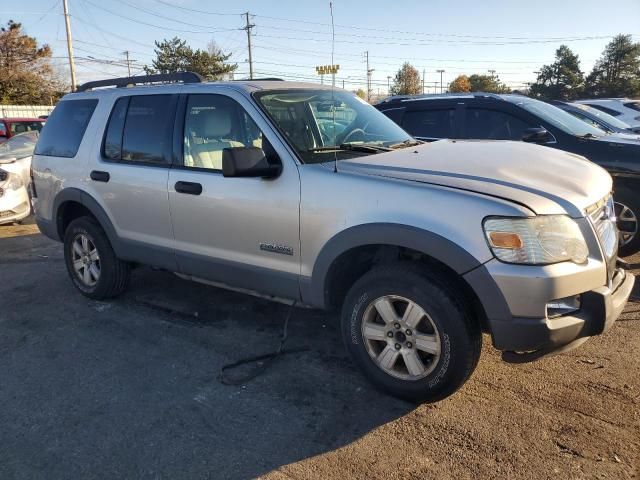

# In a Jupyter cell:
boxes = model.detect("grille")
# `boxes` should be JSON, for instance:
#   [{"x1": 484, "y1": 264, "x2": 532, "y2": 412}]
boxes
[{"x1": 587, "y1": 195, "x2": 618, "y2": 283}]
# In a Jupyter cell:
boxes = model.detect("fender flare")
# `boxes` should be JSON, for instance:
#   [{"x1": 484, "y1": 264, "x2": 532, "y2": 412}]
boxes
[
  {"x1": 53, "y1": 188, "x2": 120, "y2": 253},
  {"x1": 305, "y1": 223, "x2": 485, "y2": 308}
]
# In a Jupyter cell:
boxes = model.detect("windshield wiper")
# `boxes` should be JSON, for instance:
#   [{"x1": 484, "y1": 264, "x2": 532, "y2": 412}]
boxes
[
  {"x1": 388, "y1": 139, "x2": 423, "y2": 149},
  {"x1": 308, "y1": 143, "x2": 392, "y2": 153},
  {"x1": 580, "y1": 133, "x2": 599, "y2": 139}
]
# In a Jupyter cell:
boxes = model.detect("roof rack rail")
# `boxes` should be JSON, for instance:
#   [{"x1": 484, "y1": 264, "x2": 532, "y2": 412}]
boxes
[
  {"x1": 378, "y1": 91, "x2": 506, "y2": 104},
  {"x1": 76, "y1": 71, "x2": 204, "y2": 92}
]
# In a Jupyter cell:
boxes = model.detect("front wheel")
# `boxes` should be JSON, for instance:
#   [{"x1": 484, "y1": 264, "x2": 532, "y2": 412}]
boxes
[
  {"x1": 341, "y1": 263, "x2": 482, "y2": 403},
  {"x1": 614, "y1": 187, "x2": 640, "y2": 257}
]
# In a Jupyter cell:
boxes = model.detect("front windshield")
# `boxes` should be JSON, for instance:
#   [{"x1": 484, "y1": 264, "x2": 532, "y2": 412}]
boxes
[
  {"x1": 515, "y1": 98, "x2": 604, "y2": 137},
  {"x1": 574, "y1": 103, "x2": 632, "y2": 130},
  {"x1": 0, "y1": 131, "x2": 39, "y2": 161},
  {"x1": 254, "y1": 89, "x2": 414, "y2": 164}
]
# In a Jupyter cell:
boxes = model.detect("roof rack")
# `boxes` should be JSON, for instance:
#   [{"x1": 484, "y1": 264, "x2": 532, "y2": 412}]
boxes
[
  {"x1": 76, "y1": 71, "x2": 204, "y2": 92},
  {"x1": 378, "y1": 92, "x2": 505, "y2": 104}
]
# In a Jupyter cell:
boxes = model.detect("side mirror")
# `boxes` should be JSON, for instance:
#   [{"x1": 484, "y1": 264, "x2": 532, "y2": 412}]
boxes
[
  {"x1": 222, "y1": 146, "x2": 282, "y2": 179},
  {"x1": 522, "y1": 127, "x2": 551, "y2": 144}
]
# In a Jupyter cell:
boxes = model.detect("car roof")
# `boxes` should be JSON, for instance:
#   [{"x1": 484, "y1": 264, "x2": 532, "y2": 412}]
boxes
[
  {"x1": 63, "y1": 79, "x2": 338, "y2": 101},
  {"x1": 376, "y1": 92, "x2": 531, "y2": 106}
]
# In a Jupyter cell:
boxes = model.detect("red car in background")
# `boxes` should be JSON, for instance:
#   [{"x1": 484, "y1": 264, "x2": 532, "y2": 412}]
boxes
[{"x1": 0, "y1": 118, "x2": 46, "y2": 144}]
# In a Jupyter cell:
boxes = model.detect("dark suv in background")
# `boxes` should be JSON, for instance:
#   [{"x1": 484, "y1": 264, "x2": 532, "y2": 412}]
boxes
[{"x1": 376, "y1": 93, "x2": 640, "y2": 255}]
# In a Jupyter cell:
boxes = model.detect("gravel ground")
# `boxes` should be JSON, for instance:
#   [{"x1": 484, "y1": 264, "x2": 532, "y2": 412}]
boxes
[{"x1": 0, "y1": 219, "x2": 638, "y2": 480}]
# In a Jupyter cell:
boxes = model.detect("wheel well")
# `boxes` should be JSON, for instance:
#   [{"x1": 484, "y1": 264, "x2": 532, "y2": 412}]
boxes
[
  {"x1": 324, "y1": 245, "x2": 489, "y2": 332},
  {"x1": 56, "y1": 201, "x2": 95, "y2": 238}
]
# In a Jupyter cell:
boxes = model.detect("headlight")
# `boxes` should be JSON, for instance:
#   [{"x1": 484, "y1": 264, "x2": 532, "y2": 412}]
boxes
[
  {"x1": 0, "y1": 172, "x2": 24, "y2": 191},
  {"x1": 483, "y1": 215, "x2": 588, "y2": 265}
]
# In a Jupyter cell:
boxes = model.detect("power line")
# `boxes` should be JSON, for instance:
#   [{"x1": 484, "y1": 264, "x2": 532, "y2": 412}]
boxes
[
  {"x1": 253, "y1": 32, "x2": 612, "y2": 47},
  {"x1": 111, "y1": 0, "x2": 241, "y2": 32},
  {"x1": 82, "y1": 0, "x2": 239, "y2": 35},
  {"x1": 148, "y1": 0, "x2": 243, "y2": 16},
  {"x1": 253, "y1": 23, "x2": 615, "y2": 45},
  {"x1": 251, "y1": 43, "x2": 549, "y2": 65}
]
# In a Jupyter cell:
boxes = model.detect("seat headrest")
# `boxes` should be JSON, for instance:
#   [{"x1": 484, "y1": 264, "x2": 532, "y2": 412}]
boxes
[{"x1": 195, "y1": 108, "x2": 233, "y2": 139}]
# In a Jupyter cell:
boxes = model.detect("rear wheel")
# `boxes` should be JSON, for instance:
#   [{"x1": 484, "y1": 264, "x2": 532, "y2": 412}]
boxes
[
  {"x1": 341, "y1": 263, "x2": 482, "y2": 403},
  {"x1": 614, "y1": 188, "x2": 640, "y2": 257},
  {"x1": 63, "y1": 216, "x2": 131, "y2": 299}
]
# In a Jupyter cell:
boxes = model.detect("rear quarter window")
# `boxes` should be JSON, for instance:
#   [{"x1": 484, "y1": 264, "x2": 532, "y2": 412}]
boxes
[{"x1": 34, "y1": 99, "x2": 98, "y2": 157}]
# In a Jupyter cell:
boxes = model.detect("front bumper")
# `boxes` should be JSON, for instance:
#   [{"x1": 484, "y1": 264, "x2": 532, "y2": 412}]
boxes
[
  {"x1": 0, "y1": 186, "x2": 30, "y2": 225},
  {"x1": 483, "y1": 266, "x2": 634, "y2": 361}
]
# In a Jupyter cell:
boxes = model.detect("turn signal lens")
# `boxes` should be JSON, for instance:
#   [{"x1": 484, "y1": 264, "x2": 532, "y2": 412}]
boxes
[{"x1": 488, "y1": 231, "x2": 523, "y2": 249}]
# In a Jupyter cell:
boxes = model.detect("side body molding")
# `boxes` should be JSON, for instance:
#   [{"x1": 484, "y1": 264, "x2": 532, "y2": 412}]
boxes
[{"x1": 303, "y1": 223, "x2": 484, "y2": 308}]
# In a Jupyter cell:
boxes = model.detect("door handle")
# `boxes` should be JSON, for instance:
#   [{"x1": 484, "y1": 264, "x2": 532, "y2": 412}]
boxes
[
  {"x1": 175, "y1": 181, "x2": 203, "y2": 195},
  {"x1": 90, "y1": 170, "x2": 110, "y2": 182}
]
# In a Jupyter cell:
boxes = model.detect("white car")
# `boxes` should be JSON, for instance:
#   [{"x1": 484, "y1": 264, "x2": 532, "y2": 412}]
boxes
[
  {"x1": 0, "y1": 168, "x2": 30, "y2": 225},
  {"x1": 575, "y1": 98, "x2": 640, "y2": 128},
  {"x1": 0, "y1": 130, "x2": 39, "y2": 188}
]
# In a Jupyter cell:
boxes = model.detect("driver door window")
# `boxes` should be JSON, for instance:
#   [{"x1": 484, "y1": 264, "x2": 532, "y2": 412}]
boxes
[{"x1": 183, "y1": 94, "x2": 263, "y2": 171}]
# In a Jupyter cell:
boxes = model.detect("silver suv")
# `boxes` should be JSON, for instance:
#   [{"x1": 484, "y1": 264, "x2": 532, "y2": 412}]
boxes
[{"x1": 32, "y1": 73, "x2": 634, "y2": 403}]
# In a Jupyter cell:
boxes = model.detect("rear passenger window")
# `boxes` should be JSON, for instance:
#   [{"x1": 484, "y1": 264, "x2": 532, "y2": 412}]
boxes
[
  {"x1": 465, "y1": 109, "x2": 533, "y2": 140},
  {"x1": 402, "y1": 109, "x2": 455, "y2": 139},
  {"x1": 34, "y1": 99, "x2": 98, "y2": 157},
  {"x1": 103, "y1": 94, "x2": 175, "y2": 164}
]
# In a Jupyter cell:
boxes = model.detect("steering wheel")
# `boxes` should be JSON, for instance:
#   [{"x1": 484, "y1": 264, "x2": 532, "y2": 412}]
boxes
[{"x1": 340, "y1": 128, "x2": 366, "y2": 145}]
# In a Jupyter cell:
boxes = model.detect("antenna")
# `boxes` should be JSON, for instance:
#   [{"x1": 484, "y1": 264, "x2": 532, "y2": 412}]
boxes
[{"x1": 330, "y1": 2, "x2": 338, "y2": 174}]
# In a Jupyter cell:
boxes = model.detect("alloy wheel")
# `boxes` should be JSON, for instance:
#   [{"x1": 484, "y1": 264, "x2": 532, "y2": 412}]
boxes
[
  {"x1": 71, "y1": 233, "x2": 101, "y2": 287},
  {"x1": 361, "y1": 295, "x2": 441, "y2": 380},
  {"x1": 615, "y1": 201, "x2": 638, "y2": 248}
]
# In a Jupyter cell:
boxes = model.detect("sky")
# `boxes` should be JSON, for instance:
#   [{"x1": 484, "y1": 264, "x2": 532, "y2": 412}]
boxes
[{"x1": 3, "y1": 0, "x2": 640, "y2": 95}]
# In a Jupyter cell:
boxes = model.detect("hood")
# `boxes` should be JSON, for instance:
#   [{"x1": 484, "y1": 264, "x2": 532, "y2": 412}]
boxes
[{"x1": 339, "y1": 140, "x2": 612, "y2": 217}]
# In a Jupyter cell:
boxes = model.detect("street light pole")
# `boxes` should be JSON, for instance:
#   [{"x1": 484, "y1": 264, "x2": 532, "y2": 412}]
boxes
[{"x1": 437, "y1": 69, "x2": 445, "y2": 94}]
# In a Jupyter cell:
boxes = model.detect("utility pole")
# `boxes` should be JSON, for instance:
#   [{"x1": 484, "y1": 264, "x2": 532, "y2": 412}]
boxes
[
  {"x1": 342, "y1": 79, "x2": 345, "y2": 89},
  {"x1": 365, "y1": 51, "x2": 374, "y2": 102},
  {"x1": 437, "y1": 69, "x2": 445, "y2": 94},
  {"x1": 422, "y1": 69, "x2": 425, "y2": 94},
  {"x1": 433, "y1": 81, "x2": 438, "y2": 94},
  {"x1": 62, "y1": 0, "x2": 77, "y2": 91},
  {"x1": 124, "y1": 51, "x2": 132, "y2": 77},
  {"x1": 387, "y1": 75, "x2": 391, "y2": 95},
  {"x1": 243, "y1": 12, "x2": 255, "y2": 79}
]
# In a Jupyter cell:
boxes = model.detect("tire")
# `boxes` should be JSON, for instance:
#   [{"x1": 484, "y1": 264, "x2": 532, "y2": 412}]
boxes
[
  {"x1": 614, "y1": 187, "x2": 640, "y2": 257},
  {"x1": 341, "y1": 263, "x2": 482, "y2": 403},
  {"x1": 63, "y1": 216, "x2": 131, "y2": 299}
]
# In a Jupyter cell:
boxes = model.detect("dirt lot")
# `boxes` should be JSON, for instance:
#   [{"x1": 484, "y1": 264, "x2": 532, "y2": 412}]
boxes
[{"x1": 0, "y1": 219, "x2": 638, "y2": 480}]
